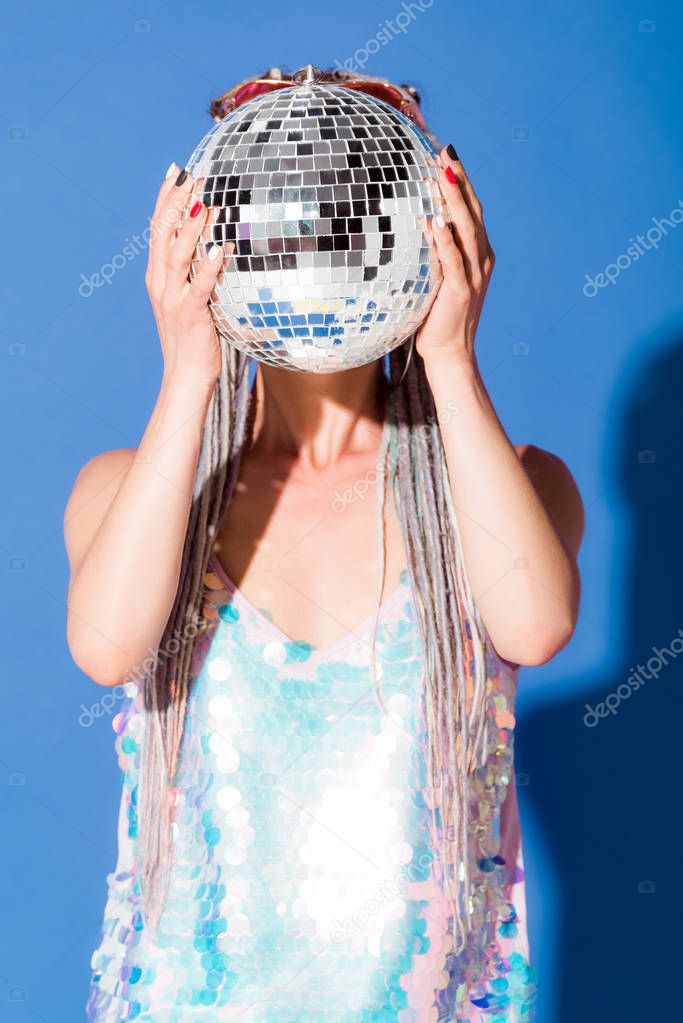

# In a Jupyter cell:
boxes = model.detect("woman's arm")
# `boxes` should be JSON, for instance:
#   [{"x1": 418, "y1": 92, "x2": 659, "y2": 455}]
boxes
[
  {"x1": 417, "y1": 146, "x2": 583, "y2": 666},
  {"x1": 65, "y1": 164, "x2": 233, "y2": 685}
]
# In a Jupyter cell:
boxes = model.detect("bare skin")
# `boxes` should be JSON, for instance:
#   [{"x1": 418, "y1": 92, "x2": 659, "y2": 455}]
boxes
[{"x1": 64, "y1": 149, "x2": 583, "y2": 685}]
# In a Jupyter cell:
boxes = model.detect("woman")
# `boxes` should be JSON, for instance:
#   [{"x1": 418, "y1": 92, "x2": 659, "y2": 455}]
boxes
[{"x1": 66, "y1": 67, "x2": 583, "y2": 1022}]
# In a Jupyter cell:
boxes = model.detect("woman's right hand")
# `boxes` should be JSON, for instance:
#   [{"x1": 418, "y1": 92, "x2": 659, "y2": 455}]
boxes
[
  {"x1": 146, "y1": 163, "x2": 235, "y2": 392},
  {"x1": 65, "y1": 164, "x2": 238, "y2": 686}
]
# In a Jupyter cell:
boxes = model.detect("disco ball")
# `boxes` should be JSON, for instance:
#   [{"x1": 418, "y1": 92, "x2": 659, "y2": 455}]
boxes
[{"x1": 185, "y1": 70, "x2": 446, "y2": 373}]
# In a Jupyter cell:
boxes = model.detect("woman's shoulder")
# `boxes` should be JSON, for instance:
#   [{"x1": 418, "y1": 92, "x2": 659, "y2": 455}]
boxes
[
  {"x1": 513, "y1": 441, "x2": 572, "y2": 474},
  {"x1": 64, "y1": 447, "x2": 137, "y2": 571},
  {"x1": 73, "y1": 446, "x2": 137, "y2": 480},
  {"x1": 513, "y1": 443, "x2": 584, "y2": 557},
  {"x1": 65, "y1": 447, "x2": 137, "y2": 520}
]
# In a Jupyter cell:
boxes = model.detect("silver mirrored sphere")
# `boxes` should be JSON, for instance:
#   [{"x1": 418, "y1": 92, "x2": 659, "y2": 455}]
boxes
[{"x1": 186, "y1": 80, "x2": 445, "y2": 373}]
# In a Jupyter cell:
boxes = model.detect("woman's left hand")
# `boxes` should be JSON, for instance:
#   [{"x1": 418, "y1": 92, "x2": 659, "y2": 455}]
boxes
[
  {"x1": 413, "y1": 147, "x2": 583, "y2": 668},
  {"x1": 415, "y1": 145, "x2": 494, "y2": 365}
]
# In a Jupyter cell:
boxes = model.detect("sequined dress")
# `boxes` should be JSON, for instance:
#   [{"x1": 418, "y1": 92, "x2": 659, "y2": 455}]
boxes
[{"x1": 86, "y1": 555, "x2": 536, "y2": 1022}]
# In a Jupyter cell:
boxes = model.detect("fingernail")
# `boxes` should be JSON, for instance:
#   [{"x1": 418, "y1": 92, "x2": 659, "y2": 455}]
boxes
[
  {"x1": 175, "y1": 169, "x2": 188, "y2": 187},
  {"x1": 446, "y1": 143, "x2": 458, "y2": 161},
  {"x1": 190, "y1": 200, "x2": 203, "y2": 218},
  {"x1": 208, "y1": 243, "x2": 224, "y2": 261},
  {"x1": 165, "y1": 162, "x2": 177, "y2": 179},
  {"x1": 445, "y1": 165, "x2": 457, "y2": 185},
  {"x1": 435, "y1": 213, "x2": 446, "y2": 228}
]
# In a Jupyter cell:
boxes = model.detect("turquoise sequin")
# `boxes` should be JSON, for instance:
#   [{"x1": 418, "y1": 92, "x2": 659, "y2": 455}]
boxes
[{"x1": 86, "y1": 562, "x2": 536, "y2": 1021}]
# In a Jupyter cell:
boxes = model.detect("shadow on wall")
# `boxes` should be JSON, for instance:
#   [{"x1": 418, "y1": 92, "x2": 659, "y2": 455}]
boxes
[{"x1": 519, "y1": 329, "x2": 683, "y2": 1022}]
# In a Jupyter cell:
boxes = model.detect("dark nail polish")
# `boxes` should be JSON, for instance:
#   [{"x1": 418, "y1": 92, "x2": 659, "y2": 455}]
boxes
[
  {"x1": 175, "y1": 169, "x2": 188, "y2": 186},
  {"x1": 446, "y1": 143, "x2": 459, "y2": 161}
]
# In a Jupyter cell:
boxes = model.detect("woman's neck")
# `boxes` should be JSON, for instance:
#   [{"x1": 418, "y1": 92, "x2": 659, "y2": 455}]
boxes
[{"x1": 250, "y1": 361, "x2": 386, "y2": 471}]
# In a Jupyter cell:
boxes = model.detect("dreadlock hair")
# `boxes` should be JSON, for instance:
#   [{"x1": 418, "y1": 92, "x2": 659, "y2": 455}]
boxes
[
  {"x1": 138, "y1": 69, "x2": 494, "y2": 953},
  {"x1": 139, "y1": 340, "x2": 494, "y2": 952}
]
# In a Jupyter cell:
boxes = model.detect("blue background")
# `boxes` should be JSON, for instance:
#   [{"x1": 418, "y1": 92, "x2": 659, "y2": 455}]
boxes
[{"x1": 2, "y1": 0, "x2": 682, "y2": 1018}]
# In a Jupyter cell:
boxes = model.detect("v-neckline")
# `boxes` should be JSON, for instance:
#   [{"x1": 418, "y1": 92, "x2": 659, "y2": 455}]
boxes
[{"x1": 208, "y1": 552, "x2": 410, "y2": 663}]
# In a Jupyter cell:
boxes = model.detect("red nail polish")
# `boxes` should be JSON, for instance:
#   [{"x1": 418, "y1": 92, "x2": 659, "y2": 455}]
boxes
[
  {"x1": 445, "y1": 165, "x2": 457, "y2": 186},
  {"x1": 190, "y1": 201, "x2": 202, "y2": 218}
]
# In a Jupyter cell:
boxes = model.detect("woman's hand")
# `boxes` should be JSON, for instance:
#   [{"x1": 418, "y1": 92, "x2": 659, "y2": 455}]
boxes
[
  {"x1": 65, "y1": 163, "x2": 237, "y2": 685},
  {"x1": 415, "y1": 146, "x2": 494, "y2": 366},
  {"x1": 414, "y1": 147, "x2": 583, "y2": 666},
  {"x1": 146, "y1": 163, "x2": 234, "y2": 393}
]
